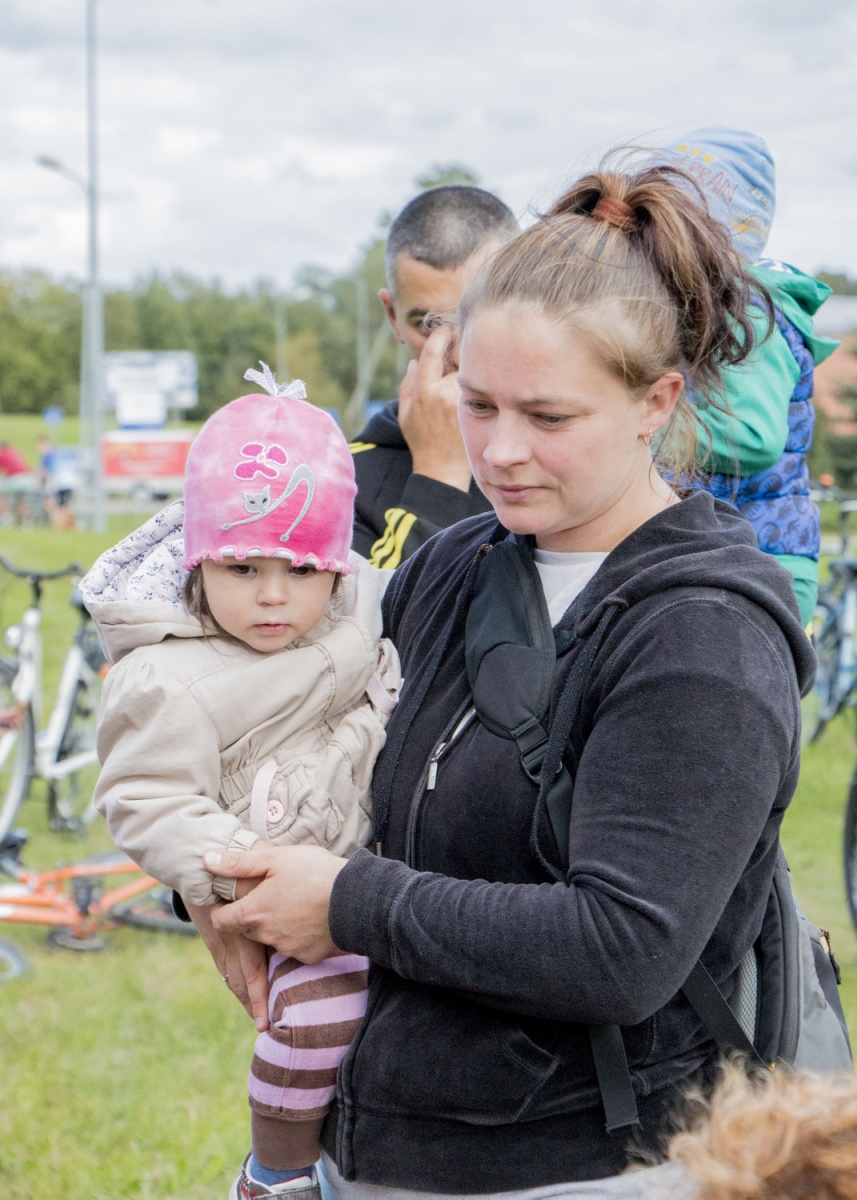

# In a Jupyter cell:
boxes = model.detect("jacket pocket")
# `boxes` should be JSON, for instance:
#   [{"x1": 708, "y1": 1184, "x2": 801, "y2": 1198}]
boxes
[{"x1": 347, "y1": 974, "x2": 559, "y2": 1125}]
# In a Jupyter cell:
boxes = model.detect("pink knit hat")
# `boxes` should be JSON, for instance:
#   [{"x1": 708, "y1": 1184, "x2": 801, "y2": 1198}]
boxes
[{"x1": 183, "y1": 363, "x2": 355, "y2": 575}]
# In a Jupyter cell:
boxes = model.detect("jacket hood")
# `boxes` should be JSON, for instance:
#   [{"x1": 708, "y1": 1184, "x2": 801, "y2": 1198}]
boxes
[
  {"x1": 80, "y1": 500, "x2": 203, "y2": 663},
  {"x1": 81, "y1": 500, "x2": 390, "y2": 664},
  {"x1": 561, "y1": 490, "x2": 816, "y2": 696},
  {"x1": 753, "y1": 262, "x2": 839, "y2": 366},
  {"x1": 355, "y1": 400, "x2": 406, "y2": 450}
]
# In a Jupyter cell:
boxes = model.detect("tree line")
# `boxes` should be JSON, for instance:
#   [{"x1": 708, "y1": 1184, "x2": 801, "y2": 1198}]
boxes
[
  {"x1": 0, "y1": 166, "x2": 485, "y2": 424},
  {"x1": 0, "y1": 236, "x2": 400, "y2": 421}
]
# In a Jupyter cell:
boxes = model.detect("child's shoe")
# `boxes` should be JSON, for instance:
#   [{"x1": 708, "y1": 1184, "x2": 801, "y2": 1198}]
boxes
[{"x1": 229, "y1": 1156, "x2": 322, "y2": 1200}]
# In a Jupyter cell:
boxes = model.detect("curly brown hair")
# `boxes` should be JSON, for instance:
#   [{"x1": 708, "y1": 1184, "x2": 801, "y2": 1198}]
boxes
[{"x1": 667, "y1": 1064, "x2": 857, "y2": 1199}]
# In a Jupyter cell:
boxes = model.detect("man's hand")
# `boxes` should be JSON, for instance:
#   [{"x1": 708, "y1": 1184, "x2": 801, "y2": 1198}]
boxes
[
  {"x1": 399, "y1": 326, "x2": 471, "y2": 493},
  {"x1": 185, "y1": 900, "x2": 270, "y2": 1031},
  {"x1": 204, "y1": 843, "x2": 348, "y2": 965}
]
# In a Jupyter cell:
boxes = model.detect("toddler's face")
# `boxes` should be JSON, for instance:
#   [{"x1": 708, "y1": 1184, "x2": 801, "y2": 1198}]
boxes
[{"x1": 199, "y1": 557, "x2": 336, "y2": 653}]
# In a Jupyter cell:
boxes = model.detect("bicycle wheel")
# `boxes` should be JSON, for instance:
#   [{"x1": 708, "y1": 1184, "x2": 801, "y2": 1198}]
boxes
[
  {"x1": 111, "y1": 884, "x2": 198, "y2": 936},
  {"x1": 0, "y1": 659, "x2": 35, "y2": 844},
  {"x1": 0, "y1": 937, "x2": 29, "y2": 981},
  {"x1": 801, "y1": 597, "x2": 840, "y2": 746},
  {"x1": 47, "y1": 668, "x2": 101, "y2": 834},
  {"x1": 844, "y1": 762, "x2": 857, "y2": 934}
]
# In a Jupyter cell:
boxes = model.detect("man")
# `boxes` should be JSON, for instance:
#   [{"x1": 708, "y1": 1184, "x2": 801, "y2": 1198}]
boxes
[{"x1": 350, "y1": 185, "x2": 519, "y2": 567}]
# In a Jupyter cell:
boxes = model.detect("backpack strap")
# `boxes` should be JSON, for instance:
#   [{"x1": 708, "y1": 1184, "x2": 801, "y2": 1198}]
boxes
[
  {"x1": 588, "y1": 1026, "x2": 642, "y2": 1134},
  {"x1": 681, "y1": 961, "x2": 769, "y2": 1069}
]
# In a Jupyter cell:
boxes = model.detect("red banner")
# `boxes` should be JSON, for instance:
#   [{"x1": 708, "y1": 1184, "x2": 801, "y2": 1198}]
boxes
[{"x1": 102, "y1": 433, "x2": 194, "y2": 479}]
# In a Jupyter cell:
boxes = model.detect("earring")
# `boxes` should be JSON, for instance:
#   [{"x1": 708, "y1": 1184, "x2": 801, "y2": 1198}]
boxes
[{"x1": 642, "y1": 431, "x2": 652, "y2": 447}]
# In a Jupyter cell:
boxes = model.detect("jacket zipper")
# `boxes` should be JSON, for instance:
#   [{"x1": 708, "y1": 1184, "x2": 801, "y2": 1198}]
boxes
[{"x1": 405, "y1": 701, "x2": 476, "y2": 868}]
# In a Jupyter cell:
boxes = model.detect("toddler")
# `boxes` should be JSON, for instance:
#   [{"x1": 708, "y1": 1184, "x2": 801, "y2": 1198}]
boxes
[{"x1": 83, "y1": 365, "x2": 401, "y2": 1200}]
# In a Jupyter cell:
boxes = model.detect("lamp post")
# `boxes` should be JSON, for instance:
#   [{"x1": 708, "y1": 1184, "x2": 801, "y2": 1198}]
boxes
[
  {"x1": 35, "y1": 0, "x2": 105, "y2": 533},
  {"x1": 348, "y1": 273, "x2": 370, "y2": 389},
  {"x1": 272, "y1": 287, "x2": 312, "y2": 383}
]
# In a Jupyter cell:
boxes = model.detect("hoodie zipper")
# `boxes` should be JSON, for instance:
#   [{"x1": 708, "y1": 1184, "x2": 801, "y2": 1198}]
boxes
[{"x1": 404, "y1": 701, "x2": 476, "y2": 868}]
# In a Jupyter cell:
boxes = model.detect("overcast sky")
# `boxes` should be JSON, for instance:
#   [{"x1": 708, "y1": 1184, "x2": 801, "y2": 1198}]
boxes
[{"x1": 1, "y1": 0, "x2": 855, "y2": 291}]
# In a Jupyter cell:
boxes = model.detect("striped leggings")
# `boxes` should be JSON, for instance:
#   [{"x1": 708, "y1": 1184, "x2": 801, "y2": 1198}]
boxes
[{"x1": 249, "y1": 950, "x2": 369, "y2": 1125}]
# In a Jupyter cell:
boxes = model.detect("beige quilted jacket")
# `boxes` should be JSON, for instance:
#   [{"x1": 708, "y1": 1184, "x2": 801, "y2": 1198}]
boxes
[{"x1": 83, "y1": 502, "x2": 401, "y2": 907}]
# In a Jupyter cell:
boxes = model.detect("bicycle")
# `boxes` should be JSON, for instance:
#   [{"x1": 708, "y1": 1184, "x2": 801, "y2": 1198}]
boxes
[
  {"x1": 0, "y1": 828, "x2": 195, "y2": 952},
  {"x1": 800, "y1": 495, "x2": 857, "y2": 746},
  {"x1": 0, "y1": 935, "x2": 29, "y2": 981},
  {"x1": 0, "y1": 554, "x2": 107, "y2": 843}
]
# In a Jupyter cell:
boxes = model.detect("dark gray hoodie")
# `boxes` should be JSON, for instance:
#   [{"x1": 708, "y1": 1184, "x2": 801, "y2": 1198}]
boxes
[{"x1": 323, "y1": 491, "x2": 815, "y2": 1193}]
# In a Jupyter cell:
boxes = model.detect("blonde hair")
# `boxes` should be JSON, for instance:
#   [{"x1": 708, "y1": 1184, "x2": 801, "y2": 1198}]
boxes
[
  {"x1": 667, "y1": 1064, "x2": 857, "y2": 1199},
  {"x1": 458, "y1": 160, "x2": 773, "y2": 477}
]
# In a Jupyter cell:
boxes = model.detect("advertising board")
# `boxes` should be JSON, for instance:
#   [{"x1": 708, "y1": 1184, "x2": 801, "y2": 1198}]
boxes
[{"x1": 101, "y1": 429, "x2": 195, "y2": 494}]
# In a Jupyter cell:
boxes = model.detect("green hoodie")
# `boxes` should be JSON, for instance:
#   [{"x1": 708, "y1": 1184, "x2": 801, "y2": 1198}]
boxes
[
  {"x1": 699, "y1": 266, "x2": 838, "y2": 476},
  {"x1": 695, "y1": 265, "x2": 838, "y2": 624}
]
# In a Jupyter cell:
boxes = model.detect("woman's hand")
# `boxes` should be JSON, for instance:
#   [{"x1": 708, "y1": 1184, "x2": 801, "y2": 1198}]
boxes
[
  {"x1": 204, "y1": 842, "x2": 348, "y2": 963},
  {"x1": 184, "y1": 900, "x2": 270, "y2": 1031}
]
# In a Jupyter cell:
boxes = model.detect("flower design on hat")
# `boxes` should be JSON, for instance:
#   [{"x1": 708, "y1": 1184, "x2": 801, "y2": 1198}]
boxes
[{"x1": 234, "y1": 443, "x2": 288, "y2": 480}]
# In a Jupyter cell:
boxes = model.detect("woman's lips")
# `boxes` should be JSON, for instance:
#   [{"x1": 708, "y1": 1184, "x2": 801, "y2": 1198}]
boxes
[{"x1": 486, "y1": 482, "x2": 543, "y2": 500}]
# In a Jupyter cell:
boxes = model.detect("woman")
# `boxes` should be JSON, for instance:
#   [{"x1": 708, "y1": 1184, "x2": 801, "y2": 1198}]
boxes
[{"x1": 203, "y1": 163, "x2": 815, "y2": 1196}]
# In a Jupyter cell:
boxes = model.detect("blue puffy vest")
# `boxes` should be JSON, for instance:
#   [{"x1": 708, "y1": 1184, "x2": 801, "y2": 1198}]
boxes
[{"x1": 701, "y1": 309, "x2": 818, "y2": 561}]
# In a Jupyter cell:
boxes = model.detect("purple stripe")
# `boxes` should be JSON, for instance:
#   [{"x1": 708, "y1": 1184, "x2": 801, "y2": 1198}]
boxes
[
  {"x1": 248, "y1": 1078, "x2": 336, "y2": 1111},
  {"x1": 272, "y1": 989, "x2": 367, "y2": 1029},
  {"x1": 252, "y1": 1037, "x2": 350, "y2": 1072},
  {"x1": 269, "y1": 954, "x2": 369, "y2": 992}
]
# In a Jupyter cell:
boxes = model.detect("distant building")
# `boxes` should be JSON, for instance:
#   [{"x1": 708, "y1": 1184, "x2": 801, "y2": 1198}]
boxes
[{"x1": 812, "y1": 296, "x2": 857, "y2": 486}]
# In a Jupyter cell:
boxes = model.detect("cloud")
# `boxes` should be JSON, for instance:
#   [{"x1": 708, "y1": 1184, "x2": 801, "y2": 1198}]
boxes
[{"x1": 1, "y1": 0, "x2": 856, "y2": 286}]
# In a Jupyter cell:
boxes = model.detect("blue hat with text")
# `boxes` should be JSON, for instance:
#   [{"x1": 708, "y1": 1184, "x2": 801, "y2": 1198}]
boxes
[{"x1": 654, "y1": 126, "x2": 775, "y2": 262}]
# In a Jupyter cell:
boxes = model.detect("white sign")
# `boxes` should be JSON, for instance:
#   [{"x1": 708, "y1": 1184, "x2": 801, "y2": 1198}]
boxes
[{"x1": 102, "y1": 351, "x2": 198, "y2": 428}]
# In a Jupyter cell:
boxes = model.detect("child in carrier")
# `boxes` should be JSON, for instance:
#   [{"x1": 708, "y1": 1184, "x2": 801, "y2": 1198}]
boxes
[{"x1": 82, "y1": 364, "x2": 401, "y2": 1200}]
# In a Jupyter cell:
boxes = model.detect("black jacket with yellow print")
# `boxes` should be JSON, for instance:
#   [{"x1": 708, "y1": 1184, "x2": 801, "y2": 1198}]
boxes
[{"x1": 350, "y1": 400, "x2": 492, "y2": 569}]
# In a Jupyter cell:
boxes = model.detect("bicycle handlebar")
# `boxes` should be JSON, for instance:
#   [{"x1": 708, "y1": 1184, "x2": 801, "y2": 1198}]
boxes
[{"x1": 0, "y1": 555, "x2": 82, "y2": 582}]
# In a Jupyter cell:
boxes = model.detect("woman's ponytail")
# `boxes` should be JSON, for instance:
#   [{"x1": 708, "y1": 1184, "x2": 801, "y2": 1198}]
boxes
[
  {"x1": 547, "y1": 165, "x2": 773, "y2": 394},
  {"x1": 459, "y1": 157, "x2": 774, "y2": 475}
]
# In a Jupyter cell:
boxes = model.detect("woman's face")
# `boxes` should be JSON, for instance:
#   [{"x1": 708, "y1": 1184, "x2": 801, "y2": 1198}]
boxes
[{"x1": 458, "y1": 305, "x2": 681, "y2": 552}]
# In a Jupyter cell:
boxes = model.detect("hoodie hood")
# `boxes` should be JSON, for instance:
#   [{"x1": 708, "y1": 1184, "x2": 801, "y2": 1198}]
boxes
[
  {"x1": 80, "y1": 501, "x2": 202, "y2": 663},
  {"x1": 559, "y1": 490, "x2": 816, "y2": 696},
  {"x1": 554, "y1": 487, "x2": 816, "y2": 696},
  {"x1": 752, "y1": 261, "x2": 839, "y2": 366},
  {"x1": 355, "y1": 400, "x2": 407, "y2": 450}
]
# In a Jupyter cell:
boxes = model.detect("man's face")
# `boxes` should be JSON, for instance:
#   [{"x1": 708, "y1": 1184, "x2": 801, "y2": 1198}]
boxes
[{"x1": 379, "y1": 253, "x2": 467, "y2": 360}]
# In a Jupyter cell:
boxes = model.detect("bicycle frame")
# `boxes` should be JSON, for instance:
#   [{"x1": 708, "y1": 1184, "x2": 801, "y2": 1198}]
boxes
[
  {"x1": 38, "y1": 635, "x2": 101, "y2": 784},
  {"x1": 837, "y1": 587, "x2": 857, "y2": 706},
  {"x1": 0, "y1": 557, "x2": 103, "y2": 828},
  {"x1": 4, "y1": 602, "x2": 43, "y2": 724},
  {"x1": 0, "y1": 857, "x2": 159, "y2": 937}
]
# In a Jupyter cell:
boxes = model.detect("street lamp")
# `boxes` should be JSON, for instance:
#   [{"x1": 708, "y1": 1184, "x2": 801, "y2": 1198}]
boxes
[
  {"x1": 35, "y1": 0, "x2": 105, "y2": 533},
  {"x1": 272, "y1": 287, "x2": 313, "y2": 383},
  {"x1": 345, "y1": 274, "x2": 370, "y2": 388}
]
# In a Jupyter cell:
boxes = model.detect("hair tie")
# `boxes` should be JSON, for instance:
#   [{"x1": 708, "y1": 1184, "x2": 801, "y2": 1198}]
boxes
[{"x1": 591, "y1": 196, "x2": 638, "y2": 232}]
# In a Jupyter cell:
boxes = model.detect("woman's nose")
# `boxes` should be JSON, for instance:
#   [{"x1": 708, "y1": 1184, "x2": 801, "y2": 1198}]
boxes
[{"x1": 482, "y1": 417, "x2": 531, "y2": 469}]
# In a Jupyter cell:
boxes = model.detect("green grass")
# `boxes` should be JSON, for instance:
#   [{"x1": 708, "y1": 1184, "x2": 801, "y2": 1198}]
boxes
[
  {"x1": 0, "y1": 523, "x2": 254, "y2": 1199},
  {"x1": 0, "y1": 526, "x2": 856, "y2": 1196}
]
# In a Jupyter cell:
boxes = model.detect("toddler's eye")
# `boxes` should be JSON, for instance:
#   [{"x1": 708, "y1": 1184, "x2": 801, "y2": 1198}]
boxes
[
  {"x1": 290, "y1": 565, "x2": 314, "y2": 577},
  {"x1": 228, "y1": 564, "x2": 254, "y2": 576}
]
